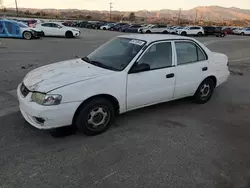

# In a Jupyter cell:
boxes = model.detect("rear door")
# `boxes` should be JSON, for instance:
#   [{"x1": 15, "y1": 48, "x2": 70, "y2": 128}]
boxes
[{"x1": 173, "y1": 40, "x2": 209, "y2": 99}]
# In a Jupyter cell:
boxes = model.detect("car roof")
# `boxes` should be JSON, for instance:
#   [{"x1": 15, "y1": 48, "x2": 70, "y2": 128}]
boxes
[{"x1": 119, "y1": 34, "x2": 193, "y2": 43}]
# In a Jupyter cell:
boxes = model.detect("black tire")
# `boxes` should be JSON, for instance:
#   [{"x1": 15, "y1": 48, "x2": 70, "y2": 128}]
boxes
[
  {"x1": 220, "y1": 33, "x2": 225, "y2": 37},
  {"x1": 181, "y1": 31, "x2": 187, "y2": 36},
  {"x1": 146, "y1": 30, "x2": 151, "y2": 33},
  {"x1": 75, "y1": 98, "x2": 115, "y2": 136},
  {"x1": 23, "y1": 31, "x2": 32, "y2": 40},
  {"x1": 193, "y1": 78, "x2": 215, "y2": 104},
  {"x1": 197, "y1": 32, "x2": 202, "y2": 36},
  {"x1": 65, "y1": 31, "x2": 73, "y2": 38},
  {"x1": 162, "y1": 30, "x2": 168, "y2": 34},
  {"x1": 103, "y1": 27, "x2": 106, "y2": 30},
  {"x1": 240, "y1": 32, "x2": 245, "y2": 36}
]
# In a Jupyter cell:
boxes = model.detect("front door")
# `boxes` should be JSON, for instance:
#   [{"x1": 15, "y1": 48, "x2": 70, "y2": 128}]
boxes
[
  {"x1": 173, "y1": 40, "x2": 209, "y2": 99},
  {"x1": 127, "y1": 41, "x2": 176, "y2": 110}
]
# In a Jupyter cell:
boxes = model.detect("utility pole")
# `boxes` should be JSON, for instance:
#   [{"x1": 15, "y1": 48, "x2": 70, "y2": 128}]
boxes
[
  {"x1": 0, "y1": 0, "x2": 3, "y2": 9},
  {"x1": 195, "y1": 9, "x2": 198, "y2": 24},
  {"x1": 15, "y1": 0, "x2": 19, "y2": 16},
  {"x1": 109, "y1": 2, "x2": 113, "y2": 21},
  {"x1": 177, "y1": 8, "x2": 181, "y2": 25}
]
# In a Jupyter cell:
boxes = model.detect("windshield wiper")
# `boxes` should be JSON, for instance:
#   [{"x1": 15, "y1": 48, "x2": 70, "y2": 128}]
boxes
[{"x1": 81, "y1": 56, "x2": 118, "y2": 71}]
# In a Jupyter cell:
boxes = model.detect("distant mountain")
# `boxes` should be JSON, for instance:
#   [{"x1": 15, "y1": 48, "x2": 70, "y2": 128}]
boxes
[
  {"x1": 135, "y1": 6, "x2": 250, "y2": 21},
  {"x1": 4, "y1": 6, "x2": 250, "y2": 22}
]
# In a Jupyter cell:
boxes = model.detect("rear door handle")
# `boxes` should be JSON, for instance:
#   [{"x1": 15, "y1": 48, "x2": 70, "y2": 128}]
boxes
[
  {"x1": 202, "y1": 67, "x2": 208, "y2": 71},
  {"x1": 166, "y1": 73, "x2": 174, "y2": 78}
]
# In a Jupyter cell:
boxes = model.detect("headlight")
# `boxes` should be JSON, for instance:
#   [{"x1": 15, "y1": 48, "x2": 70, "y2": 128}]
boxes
[{"x1": 31, "y1": 92, "x2": 62, "y2": 106}]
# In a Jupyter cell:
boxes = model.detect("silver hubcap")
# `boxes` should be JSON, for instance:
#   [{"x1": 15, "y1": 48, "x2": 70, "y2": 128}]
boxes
[
  {"x1": 24, "y1": 32, "x2": 31, "y2": 39},
  {"x1": 200, "y1": 83, "x2": 210, "y2": 98},
  {"x1": 87, "y1": 107, "x2": 108, "y2": 128}
]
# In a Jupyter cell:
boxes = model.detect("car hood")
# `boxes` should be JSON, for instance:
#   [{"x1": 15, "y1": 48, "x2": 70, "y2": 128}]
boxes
[{"x1": 23, "y1": 58, "x2": 113, "y2": 93}]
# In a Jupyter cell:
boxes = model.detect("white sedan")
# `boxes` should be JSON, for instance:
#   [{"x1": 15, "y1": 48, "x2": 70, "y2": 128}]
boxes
[
  {"x1": 17, "y1": 35, "x2": 230, "y2": 135},
  {"x1": 35, "y1": 22, "x2": 80, "y2": 38}
]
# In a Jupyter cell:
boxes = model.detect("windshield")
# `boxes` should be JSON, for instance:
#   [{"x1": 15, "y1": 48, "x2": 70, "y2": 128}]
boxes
[
  {"x1": 85, "y1": 37, "x2": 146, "y2": 71},
  {"x1": 17, "y1": 22, "x2": 28, "y2": 28}
]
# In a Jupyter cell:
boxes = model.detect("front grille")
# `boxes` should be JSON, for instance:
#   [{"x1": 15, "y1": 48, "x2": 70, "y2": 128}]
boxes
[{"x1": 20, "y1": 83, "x2": 30, "y2": 97}]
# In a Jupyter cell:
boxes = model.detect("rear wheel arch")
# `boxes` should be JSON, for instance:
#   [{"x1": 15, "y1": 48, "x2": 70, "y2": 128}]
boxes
[
  {"x1": 72, "y1": 94, "x2": 120, "y2": 125},
  {"x1": 196, "y1": 76, "x2": 217, "y2": 92}
]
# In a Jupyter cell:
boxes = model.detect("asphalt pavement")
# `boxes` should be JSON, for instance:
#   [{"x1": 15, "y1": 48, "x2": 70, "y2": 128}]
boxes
[{"x1": 1, "y1": 29, "x2": 250, "y2": 188}]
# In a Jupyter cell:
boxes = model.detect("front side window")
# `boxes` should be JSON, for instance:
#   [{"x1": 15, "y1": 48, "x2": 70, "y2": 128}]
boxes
[
  {"x1": 86, "y1": 37, "x2": 145, "y2": 71},
  {"x1": 137, "y1": 42, "x2": 172, "y2": 70},
  {"x1": 175, "y1": 41, "x2": 206, "y2": 65}
]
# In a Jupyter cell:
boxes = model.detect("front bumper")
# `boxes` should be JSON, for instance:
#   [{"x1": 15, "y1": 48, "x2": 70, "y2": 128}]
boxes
[
  {"x1": 17, "y1": 84, "x2": 81, "y2": 130},
  {"x1": 73, "y1": 30, "x2": 81, "y2": 36}
]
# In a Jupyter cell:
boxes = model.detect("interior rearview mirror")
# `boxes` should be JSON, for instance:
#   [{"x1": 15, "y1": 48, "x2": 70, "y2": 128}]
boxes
[{"x1": 130, "y1": 63, "x2": 150, "y2": 73}]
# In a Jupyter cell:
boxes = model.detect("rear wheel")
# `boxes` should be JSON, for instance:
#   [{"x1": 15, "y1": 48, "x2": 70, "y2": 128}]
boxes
[
  {"x1": 65, "y1": 31, "x2": 74, "y2": 38},
  {"x1": 162, "y1": 30, "x2": 168, "y2": 34},
  {"x1": 23, "y1": 31, "x2": 32, "y2": 40},
  {"x1": 240, "y1": 32, "x2": 245, "y2": 35},
  {"x1": 181, "y1": 31, "x2": 187, "y2": 36},
  {"x1": 197, "y1": 32, "x2": 202, "y2": 36},
  {"x1": 194, "y1": 78, "x2": 215, "y2": 104},
  {"x1": 220, "y1": 33, "x2": 225, "y2": 37},
  {"x1": 75, "y1": 98, "x2": 115, "y2": 136},
  {"x1": 146, "y1": 30, "x2": 151, "y2": 33}
]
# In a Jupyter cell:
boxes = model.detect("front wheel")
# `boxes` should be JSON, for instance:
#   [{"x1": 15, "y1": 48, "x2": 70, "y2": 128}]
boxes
[
  {"x1": 65, "y1": 31, "x2": 74, "y2": 38},
  {"x1": 75, "y1": 98, "x2": 115, "y2": 136},
  {"x1": 23, "y1": 31, "x2": 32, "y2": 40},
  {"x1": 146, "y1": 30, "x2": 151, "y2": 33},
  {"x1": 240, "y1": 32, "x2": 245, "y2": 35},
  {"x1": 193, "y1": 78, "x2": 215, "y2": 104}
]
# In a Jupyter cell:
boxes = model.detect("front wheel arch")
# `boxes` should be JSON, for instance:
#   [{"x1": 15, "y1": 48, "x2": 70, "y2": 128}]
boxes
[{"x1": 72, "y1": 94, "x2": 120, "y2": 125}]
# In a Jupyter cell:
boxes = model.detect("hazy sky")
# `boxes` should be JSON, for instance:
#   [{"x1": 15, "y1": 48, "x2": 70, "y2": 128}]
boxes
[{"x1": 3, "y1": 0, "x2": 250, "y2": 11}]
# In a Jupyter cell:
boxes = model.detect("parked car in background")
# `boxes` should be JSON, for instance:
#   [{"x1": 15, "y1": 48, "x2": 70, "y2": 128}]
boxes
[
  {"x1": 100, "y1": 23, "x2": 116, "y2": 30},
  {"x1": 36, "y1": 22, "x2": 80, "y2": 38},
  {"x1": 138, "y1": 24, "x2": 154, "y2": 33},
  {"x1": 92, "y1": 21, "x2": 107, "y2": 29},
  {"x1": 78, "y1": 21, "x2": 89, "y2": 28},
  {"x1": 0, "y1": 20, "x2": 44, "y2": 40},
  {"x1": 232, "y1": 28, "x2": 243, "y2": 35},
  {"x1": 238, "y1": 27, "x2": 250, "y2": 35},
  {"x1": 110, "y1": 23, "x2": 129, "y2": 31},
  {"x1": 142, "y1": 24, "x2": 168, "y2": 33},
  {"x1": 203, "y1": 26, "x2": 226, "y2": 37},
  {"x1": 171, "y1": 26, "x2": 185, "y2": 34},
  {"x1": 222, "y1": 27, "x2": 233, "y2": 35},
  {"x1": 124, "y1": 24, "x2": 143, "y2": 33},
  {"x1": 120, "y1": 24, "x2": 132, "y2": 32},
  {"x1": 17, "y1": 35, "x2": 230, "y2": 136},
  {"x1": 178, "y1": 26, "x2": 204, "y2": 36}
]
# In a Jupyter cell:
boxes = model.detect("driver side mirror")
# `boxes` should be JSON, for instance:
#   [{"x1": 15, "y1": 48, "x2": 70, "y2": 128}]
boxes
[{"x1": 129, "y1": 63, "x2": 150, "y2": 73}]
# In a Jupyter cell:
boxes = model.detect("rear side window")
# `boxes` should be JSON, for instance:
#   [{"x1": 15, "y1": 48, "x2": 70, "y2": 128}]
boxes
[{"x1": 175, "y1": 41, "x2": 206, "y2": 65}]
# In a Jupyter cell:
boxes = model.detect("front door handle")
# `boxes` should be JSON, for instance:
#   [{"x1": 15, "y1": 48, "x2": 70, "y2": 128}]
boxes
[
  {"x1": 166, "y1": 73, "x2": 175, "y2": 78},
  {"x1": 202, "y1": 67, "x2": 208, "y2": 71}
]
